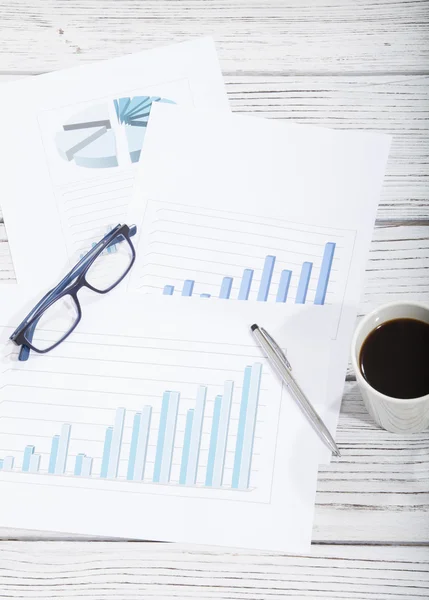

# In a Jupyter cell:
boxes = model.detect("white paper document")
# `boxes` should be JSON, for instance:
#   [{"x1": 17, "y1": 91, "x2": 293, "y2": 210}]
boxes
[
  {"x1": 126, "y1": 104, "x2": 391, "y2": 460},
  {"x1": 0, "y1": 38, "x2": 229, "y2": 285},
  {"x1": 0, "y1": 286, "x2": 331, "y2": 551}
]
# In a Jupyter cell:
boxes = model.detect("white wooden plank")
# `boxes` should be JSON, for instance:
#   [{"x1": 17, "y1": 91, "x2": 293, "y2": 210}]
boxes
[
  {"x1": 0, "y1": 541, "x2": 427, "y2": 599},
  {"x1": 227, "y1": 74, "x2": 429, "y2": 220},
  {"x1": 0, "y1": 223, "x2": 16, "y2": 282},
  {"x1": 0, "y1": 0, "x2": 428, "y2": 73},
  {"x1": 315, "y1": 382, "x2": 429, "y2": 543},
  {"x1": 1, "y1": 74, "x2": 428, "y2": 220},
  {"x1": 360, "y1": 223, "x2": 429, "y2": 315}
]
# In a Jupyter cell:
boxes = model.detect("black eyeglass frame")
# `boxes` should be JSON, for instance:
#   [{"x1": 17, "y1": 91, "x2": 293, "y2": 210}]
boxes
[{"x1": 10, "y1": 223, "x2": 136, "y2": 360}]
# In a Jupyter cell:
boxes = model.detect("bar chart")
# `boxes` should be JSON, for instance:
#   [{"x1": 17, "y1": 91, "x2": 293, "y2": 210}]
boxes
[
  {"x1": 128, "y1": 201, "x2": 356, "y2": 315},
  {"x1": 0, "y1": 362, "x2": 264, "y2": 491},
  {"x1": 162, "y1": 244, "x2": 335, "y2": 305}
]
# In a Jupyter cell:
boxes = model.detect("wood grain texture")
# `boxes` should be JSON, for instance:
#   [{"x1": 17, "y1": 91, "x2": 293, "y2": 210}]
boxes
[
  {"x1": 0, "y1": 542, "x2": 428, "y2": 599},
  {"x1": 0, "y1": 221, "x2": 16, "y2": 283},
  {"x1": 361, "y1": 223, "x2": 429, "y2": 315},
  {"x1": 227, "y1": 74, "x2": 429, "y2": 220},
  {"x1": 315, "y1": 383, "x2": 429, "y2": 543},
  {"x1": 0, "y1": 0, "x2": 429, "y2": 73},
  {"x1": 1, "y1": 0, "x2": 428, "y2": 596}
]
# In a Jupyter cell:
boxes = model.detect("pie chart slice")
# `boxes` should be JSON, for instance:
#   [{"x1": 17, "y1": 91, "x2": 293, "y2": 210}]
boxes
[
  {"x1": 124, "y1": 97, "x2": 152, "y2": 119},
  {"x1": 74, "y1": 130, "x2": 118, "y2": 168},
  {"x1": 126, "y1": 110, "x2": 151, "y2": 123},
  {"x1": 63, "y1": 104, "x2": 111, "y2": 131},
  {"x1": 56, "y1": 96, "x2": 175, "y2": 168},
  {"x1": 127, "y1": 119, "x2": 147, "y2": 128},
  {"x1": 124, "y1": 124, "x2": 146, "y2": 163},
  {"x1": 55, "y1": 126, "x2": 107, "y2": 161}
]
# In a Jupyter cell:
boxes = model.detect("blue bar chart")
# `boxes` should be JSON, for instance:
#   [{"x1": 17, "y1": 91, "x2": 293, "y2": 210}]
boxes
[
  {"x1": 0, "y1": 364, "x2": 263, "y2": 491},
  {"x1": 159, "y1": 243, "x2": 336, "y2": 305},
  {"x1": 131, "y1": 201, "x2": 357, "y2": 316}
]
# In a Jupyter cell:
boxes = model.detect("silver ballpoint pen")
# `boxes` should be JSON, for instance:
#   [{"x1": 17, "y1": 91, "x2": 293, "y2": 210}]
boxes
[{"x1": 251, "y1": 323, "x2": 341, "y2": 458}]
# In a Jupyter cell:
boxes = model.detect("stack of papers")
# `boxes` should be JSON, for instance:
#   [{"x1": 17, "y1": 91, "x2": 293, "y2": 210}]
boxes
[{"x1": 0, "y1": 37, "x2": 391, "y2": 551}]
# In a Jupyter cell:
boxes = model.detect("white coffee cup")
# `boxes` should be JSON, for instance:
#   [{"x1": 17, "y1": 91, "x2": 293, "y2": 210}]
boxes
[{"x1": 351, "y1": 302, "x2": 429, "y2": 433}]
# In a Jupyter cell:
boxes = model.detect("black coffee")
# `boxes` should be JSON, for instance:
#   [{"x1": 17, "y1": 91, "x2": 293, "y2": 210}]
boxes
[{"x1": 359, "y1": 318, "x2": 429, "y2": 399}]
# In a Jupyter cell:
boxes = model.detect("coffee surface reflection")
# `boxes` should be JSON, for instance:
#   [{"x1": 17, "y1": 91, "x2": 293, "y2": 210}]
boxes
[{"x1": 359, "y1": 318, "x2": 429, "y2": 399}]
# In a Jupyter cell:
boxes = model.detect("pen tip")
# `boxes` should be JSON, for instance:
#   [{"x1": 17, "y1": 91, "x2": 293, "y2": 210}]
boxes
[
  {"x1": 334, "y1": 449, "x2": 341, "y2": 458},
  {"x1": 251, "y1": 324, "x2": 259, "y2": 331}
]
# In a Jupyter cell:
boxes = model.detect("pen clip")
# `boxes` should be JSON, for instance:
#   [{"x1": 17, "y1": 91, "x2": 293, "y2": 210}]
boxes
[{"x1": 260, "y1": 327, "x2": 292, "y2": 371}]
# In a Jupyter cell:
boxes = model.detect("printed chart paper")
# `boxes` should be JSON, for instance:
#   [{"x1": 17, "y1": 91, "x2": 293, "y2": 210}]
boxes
[
  {"x1": 127, "y1": 104, "x2": 391, "y2": 461},
  {"x1": 0, "y1": 38, "x2": 229, "y2": 286},
  {"x1": 0, "y1": 287, "x2": 330, "y2": 551}
]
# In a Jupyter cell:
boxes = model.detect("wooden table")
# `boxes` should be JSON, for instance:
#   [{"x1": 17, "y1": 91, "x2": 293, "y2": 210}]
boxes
[{"x1": 0, "y1": 1, "x2": 428, "y2": 597}]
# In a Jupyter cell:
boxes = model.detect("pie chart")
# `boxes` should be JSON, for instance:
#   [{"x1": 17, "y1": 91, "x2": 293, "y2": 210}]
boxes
[{"x1": 55, "y1": 96, "x2": 175, "y2": 169}]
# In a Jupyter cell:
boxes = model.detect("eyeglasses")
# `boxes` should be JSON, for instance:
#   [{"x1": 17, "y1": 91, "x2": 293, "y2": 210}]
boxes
[{"x1": 10, "y1": 223, "x2": 137, "y2": 361}]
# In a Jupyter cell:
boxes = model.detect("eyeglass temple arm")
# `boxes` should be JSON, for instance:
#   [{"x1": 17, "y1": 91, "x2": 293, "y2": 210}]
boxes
[
  {"x1": 18, "y1": 224, "x2": 137, "y2": 360},
  {"x1": 18, "y1": 320, "x2": 38, "y2": 361}
]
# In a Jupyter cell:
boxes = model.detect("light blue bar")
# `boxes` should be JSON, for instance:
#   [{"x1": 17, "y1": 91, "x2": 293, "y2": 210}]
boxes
[
  {"x1": 100, "y1": 427, "x2": 113, "y2": 478},
  {"x1": 186, "y1": 386, "x2": 207, "y2": 485},
  {"x1": 276, "y1": 270, "x2": 292, "y2": 303},
  {"x1": 238, "y1": 363, "x2": 263, "y2": 489},
  {"x1": 28, "y1": 453, "x2": 41, "y2": 473},
  {"x1": 22, "y1": 445, "x2": 35, "y2": 472},
  {"x1": 257, "y1": 255, "x2": 276, "y2": 302},
  {"x1": 238, "y1": 269, "x2": 253, "y2": 301},
  {"x1": 205, "y1": 395, "x2": 222, "y2": 487},
  {"x1": 159, "y1": 391, "x2": 180, "y2": 484},
  {"x1": 163, "y1": 285, "x2": 174, "y2": 296},
  {"x1": 182, "y1": 280, "x2": 194, "y2": 297},
  {"x1": 74, "y1": 453, "x2": 85, "y2": 476},
  {"x1": 127, "y1": 412, "x2": 141, "y2": 481},
  {"x1": 81, "y1": 456, "x2": 93, "y2": 477},
  {"x1": 0, "y1": 460, "x2": 3, "y2": 470},
  {"x1": 133, "y1": 406, "x2": 152, "y2": 481},
  {"x1": 219, "y1": 277, "x2": 233, "y2": 299},
  {"x1": 200, "y1": 293, "x2": 211, "y2": 298},
  {"x1": 314, "y1": 242, "x2": 336, "y2": 305},
  {"x1": 107, "y1": 408, "x2": 126, "y2": 479},
  {"x1": 2, "y1": 456, "x2": 14, "y2": 471},
  {"x1": 295, "y1": 262, "x2": 313, "y2": 304},
  {"x1": 153, "y1": 392, "x2": 171, "y2": 483},
  {"x1": 212, "y1": 381, "x2": 234, "y2": 487},
  {"x1": 55, "y1": 423, "x2": 71, "y2": 475},
  {"x1": 179, "y1": 410, "x2": 194, "y2": 485},
  {"x1": 48, "y1": 435, "x2": 60, "y2": 474},
  {"x1": 232, "y1": 366, "x2": 252, "y2": 488}
]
